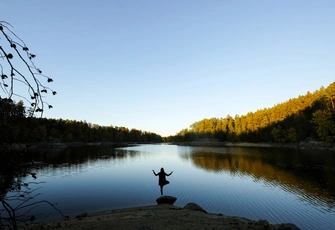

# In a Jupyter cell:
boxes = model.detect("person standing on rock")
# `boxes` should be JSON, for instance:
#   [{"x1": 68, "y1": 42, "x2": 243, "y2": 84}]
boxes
[{"x1": 152, "y1": 168, "x2": 173, "y2": 195}]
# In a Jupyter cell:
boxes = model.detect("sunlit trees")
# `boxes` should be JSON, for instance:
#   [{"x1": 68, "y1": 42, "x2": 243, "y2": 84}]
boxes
[
  {"x1": 175, "y1": 81, "x2": 335, "y2": 143},
  {"x1": 325, "y1": 82, "x2": 335, "y2": 110},
  {"x1": 271, "y1": 125, "x2": 287, "y2": 142},
  {"x1": 310, "y1": 82, "x2": 335, "y2": 142},
  {"x1": 311, "y1": 110, "x2": 335, "y2": 142}
]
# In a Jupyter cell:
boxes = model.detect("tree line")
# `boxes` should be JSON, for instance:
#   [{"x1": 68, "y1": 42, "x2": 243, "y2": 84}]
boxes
[
  {"x1": 167, "y1": 81, "x2": 335, "y2": 143},
  {"x1": 0, "y1": 98, "x2": 162, "y2": 144},
  {"x1": 2, "y1": 81, "x2": 335, "y2": 145}
]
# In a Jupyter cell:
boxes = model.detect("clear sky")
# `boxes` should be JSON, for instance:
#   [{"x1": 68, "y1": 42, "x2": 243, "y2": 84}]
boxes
[{"x1": 1, "y1": 0, "x2": 334, "y2": 136}]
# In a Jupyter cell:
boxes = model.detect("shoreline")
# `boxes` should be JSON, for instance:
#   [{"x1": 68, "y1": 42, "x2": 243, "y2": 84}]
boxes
[
  {"x1": 31, "y1": 203, "x2": 300, "y2": 230},
  {"x1": 175, "y1": 140, "x2": 335, "y2": 151},
  {"x1": 10, "y1": 140, "x2": 335, "y2": 152}
]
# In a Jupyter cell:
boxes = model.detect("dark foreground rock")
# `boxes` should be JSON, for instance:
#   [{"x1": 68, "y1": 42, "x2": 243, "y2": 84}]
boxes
[
  {"x1": 30, "y1": 203, "x2": 300, "y2": 230},
  {"x1": 156, "y1": 196, "x2": 177, "y2": 205},
  {"x1": 183, "y1": 202, "x2": 207, "y2": 213}
]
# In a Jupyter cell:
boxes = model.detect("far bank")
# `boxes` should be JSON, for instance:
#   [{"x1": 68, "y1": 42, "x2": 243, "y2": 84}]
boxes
[{"x1": 175, "y1": 140, "x2": 335, "y2": 151}]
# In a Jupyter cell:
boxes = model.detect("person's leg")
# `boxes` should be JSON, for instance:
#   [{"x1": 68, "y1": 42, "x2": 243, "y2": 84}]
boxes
[{"x1": 160, "y1": 185, "x2": 163, "y2": 195}]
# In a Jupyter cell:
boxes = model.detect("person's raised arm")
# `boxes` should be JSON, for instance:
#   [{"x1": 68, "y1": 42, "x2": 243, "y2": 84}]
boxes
[
  {"x1": 167, "y1": 171, "x2": 173, "y2": 176},
  {"x1": 152, "y1": 170, "x2": 158, "y2": 176}
]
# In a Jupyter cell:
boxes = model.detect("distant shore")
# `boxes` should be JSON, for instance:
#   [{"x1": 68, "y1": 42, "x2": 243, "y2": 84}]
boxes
[
  {"x1": 10, "y1": 140, "x2": 335, "y2": 152},
  {"x1": 11, "y1": 141, "x2": 138, "y2": 152},
  {"x1": 175, "y1": 140, "x2": 335, "y2": 151}
]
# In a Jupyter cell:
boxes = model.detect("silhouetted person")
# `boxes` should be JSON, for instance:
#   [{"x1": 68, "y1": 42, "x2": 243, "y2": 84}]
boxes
[{"x1": 152, "y1": 167, "x2": 173, "y2": 195}]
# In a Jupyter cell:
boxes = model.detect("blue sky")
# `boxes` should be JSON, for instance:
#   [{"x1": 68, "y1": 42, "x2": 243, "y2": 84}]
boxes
[{"x1": 1, "y1": 0, "x2": 334, "y2": 136}]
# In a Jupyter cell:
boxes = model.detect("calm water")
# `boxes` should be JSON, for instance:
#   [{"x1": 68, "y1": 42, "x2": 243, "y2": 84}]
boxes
[{"x1": 3, "y1": 144, "x2": 335, "y2": 229}]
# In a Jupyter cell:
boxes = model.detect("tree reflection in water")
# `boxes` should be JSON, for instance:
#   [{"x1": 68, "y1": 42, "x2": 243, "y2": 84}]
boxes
[{"x1": 180, "y1": 147, "x2": 335, "y2": 210}]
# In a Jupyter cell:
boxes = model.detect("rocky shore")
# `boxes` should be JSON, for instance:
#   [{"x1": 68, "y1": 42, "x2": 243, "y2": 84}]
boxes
[{"x1": 31, "y1": 197, "x2": 300, "y2": 230}]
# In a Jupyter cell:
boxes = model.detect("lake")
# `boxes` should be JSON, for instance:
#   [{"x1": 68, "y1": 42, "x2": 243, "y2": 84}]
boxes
[{"x1": 3, "y1": 144, "x2": 335, "y2": 229}]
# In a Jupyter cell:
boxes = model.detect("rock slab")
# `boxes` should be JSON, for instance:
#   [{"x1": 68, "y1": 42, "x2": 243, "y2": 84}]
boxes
[
  {"x1": 183, "y1": 203, "x2": 207, "y2": 213},
  {"x1": 156, "y1": 196, "x2": 177, "y2": 205}
]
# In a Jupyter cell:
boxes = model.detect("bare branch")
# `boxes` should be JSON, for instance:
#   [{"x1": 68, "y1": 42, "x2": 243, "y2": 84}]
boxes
[
  {"x1": 1, "y1": 21, "x2": 60, "y2": 230},
  {"x1": 0, "y1": 21, "x2": 56, "y2": 116}
]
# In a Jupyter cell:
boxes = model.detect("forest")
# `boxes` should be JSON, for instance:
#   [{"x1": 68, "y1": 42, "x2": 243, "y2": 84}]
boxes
[
  {"x1": 0, "y1": 99, "x2": 162, "y2": 144},
  {"x1": 168, "y1": 81, "x2": 335, "y2": 143},
  {"x1": 1, "y1": 82, "x2": 335, "y2": 145}
]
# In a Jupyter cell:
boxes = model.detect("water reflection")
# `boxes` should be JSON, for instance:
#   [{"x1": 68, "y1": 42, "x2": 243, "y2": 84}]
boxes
[
  {"x1": 30, "y1": 145, "x2": 141, "y2": 170},
  {"x1": 179, "y1": 147, "x2": 335, "y2": 210},
  {"x1": 1, "y1": 146, "x2": 142, "y2": 203},
  {"x1": 2, "y1": 144, "x2": 335, "y2": 230}
]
